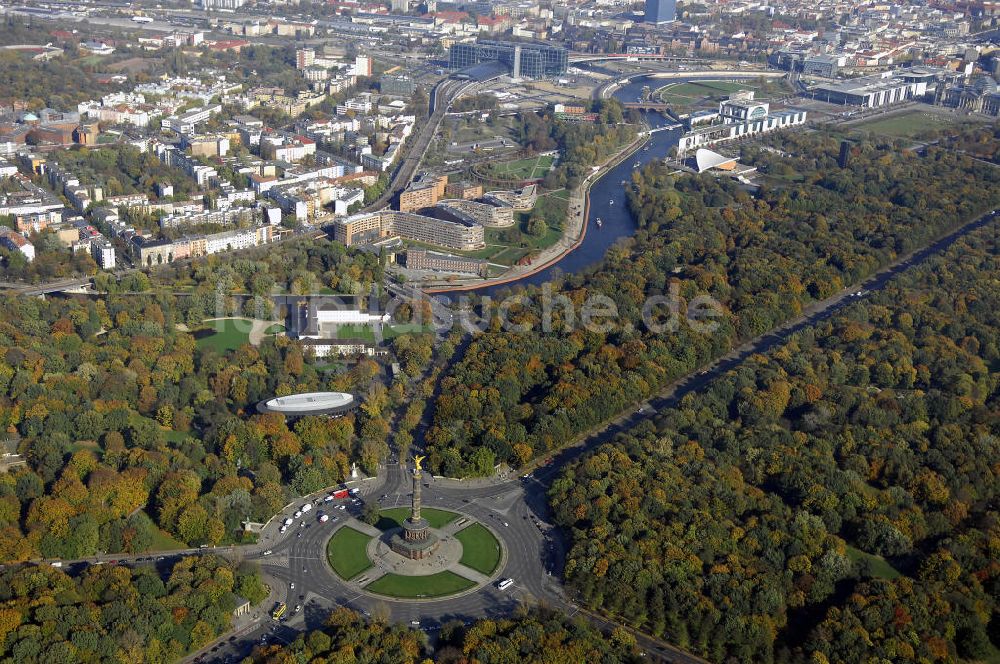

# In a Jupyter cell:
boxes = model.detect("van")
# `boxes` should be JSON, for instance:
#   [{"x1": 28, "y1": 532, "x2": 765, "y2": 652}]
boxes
[
  {"x1": 497, "y1": 578, "x2": 514, "y2": 591},
  {"x1": 301, "y1": 504, "x2": 312, "y2": 513}
]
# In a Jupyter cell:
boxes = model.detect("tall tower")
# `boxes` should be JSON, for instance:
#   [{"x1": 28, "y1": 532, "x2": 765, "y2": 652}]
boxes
[
  {"x1": 389, "y1": 456, "x2": 440, "y2": 559},
  {"x1": 644, "y1": 0, "x2": 676, "y2": 24},
  {"x1": 512, "y1": 45, "x2": 522, "y2": 78}
]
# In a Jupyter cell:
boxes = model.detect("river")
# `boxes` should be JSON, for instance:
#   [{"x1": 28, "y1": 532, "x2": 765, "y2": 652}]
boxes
[{"x1": 461, "y1": 74, "x2": 758, "y2": 296}]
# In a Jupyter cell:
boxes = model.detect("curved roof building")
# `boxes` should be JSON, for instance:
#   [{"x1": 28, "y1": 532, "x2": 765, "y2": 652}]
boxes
[
  {"x1": 695, "y1": 148, "x2": 738, "y2": 173},
  {"x1": 256, "y1": 392, "x2": 358, "y2": 418}
]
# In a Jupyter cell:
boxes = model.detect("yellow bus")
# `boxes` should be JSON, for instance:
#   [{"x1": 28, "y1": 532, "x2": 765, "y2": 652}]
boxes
[{"x1": 271, "y1": 602, "x2": 287, "y2": 620}]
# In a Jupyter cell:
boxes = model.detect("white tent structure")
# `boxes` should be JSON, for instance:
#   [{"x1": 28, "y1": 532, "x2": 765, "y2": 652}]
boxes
[{"x1": 694, "y1": 148, "x2": 738, "y2": 173}]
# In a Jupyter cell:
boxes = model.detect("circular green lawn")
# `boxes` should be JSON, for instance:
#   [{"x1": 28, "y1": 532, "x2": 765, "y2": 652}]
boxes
[{"x1": 326, "y1": 526, "x2": 374, "y2": 580}]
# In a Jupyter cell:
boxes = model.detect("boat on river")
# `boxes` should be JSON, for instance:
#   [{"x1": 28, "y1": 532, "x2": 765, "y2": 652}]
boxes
[{"x1": 595, "y1": 217, "x2": 603, "y2": 228}]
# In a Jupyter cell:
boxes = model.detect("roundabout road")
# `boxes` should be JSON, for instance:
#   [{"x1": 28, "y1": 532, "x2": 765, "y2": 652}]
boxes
[{"x1": 251, "y1": 466, "x2": 555, "y2": 630}]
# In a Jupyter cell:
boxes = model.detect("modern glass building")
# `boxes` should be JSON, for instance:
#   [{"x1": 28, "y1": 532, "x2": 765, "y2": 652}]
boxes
[
  {"x1": 449, "y1": 40, "x2": 569, "y2": 79},
  {"x1": 645, "y1": 0, "x2": 676, "y2": 23}
]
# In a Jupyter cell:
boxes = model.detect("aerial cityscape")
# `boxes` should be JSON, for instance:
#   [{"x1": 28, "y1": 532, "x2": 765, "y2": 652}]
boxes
[{"x1": 0, "y1": 0, "x2": 998, "y2": 661}]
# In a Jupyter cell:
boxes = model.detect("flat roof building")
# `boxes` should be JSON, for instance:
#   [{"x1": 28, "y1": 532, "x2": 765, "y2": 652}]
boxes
[
  {"x1": 808, "y1": 75, "x2": 928, "y2": 108},
  {"x1": 335, "y1": 210, "x2": 485, "y2": 251},
  {"x1": 645, "y1": 0, "x2": 676, "y2": 24},
  {"x1": 449, "y1": 40, "x2": 568, "y2": 79},
  {"x1": 256, "y1": 392, "x2": 358, "y2": 418}
]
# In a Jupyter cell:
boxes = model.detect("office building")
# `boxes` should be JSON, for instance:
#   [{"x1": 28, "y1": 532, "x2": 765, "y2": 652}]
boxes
[
  {"x1": 677, "y1": 108, "x2": 807, "y2": 154},
  {"x1": 809, "y1": 75, "x2": 928, "y2": 108},
  {"x1": 449, "y1": 40, "x2": 568, "y2": 79},
  {"x1": 644, "y1": 0, "x2": 676, "y2": 24}
]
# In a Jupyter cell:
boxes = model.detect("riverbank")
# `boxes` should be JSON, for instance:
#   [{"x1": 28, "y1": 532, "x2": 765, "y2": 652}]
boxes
[{"x1": 423, "y1": 132, "x2": 649, "y2": 294}]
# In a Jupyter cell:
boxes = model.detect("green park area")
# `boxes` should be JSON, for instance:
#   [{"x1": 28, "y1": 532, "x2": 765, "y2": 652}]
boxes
[
  {"x1": 850, "y1": 111, "x2": 958, "y2": 139},
  {"x1": 455, "y1": 523, "x2": 502, "y2": 575},
  {"x1": 657, "y1": 79, "x2": 791, "y2": 113},
  {"x1": 846, "y1": 545, "x2": 902, "y2": 580},
  {"x1": 483, "y1": 154, "x2": 557, "y2": 181},
  {"x1": 375, "y1": 508, "x2": 458, "y2": 531},
  {"x1": 364, "y1": 570, "x2": 475, "y2": 598},
  {"x1": 192, "y1": 319, "x2": 251, "y2": 353},
  {"x1": 327, "y1": 527, "x2": 374, "y2": 580}
]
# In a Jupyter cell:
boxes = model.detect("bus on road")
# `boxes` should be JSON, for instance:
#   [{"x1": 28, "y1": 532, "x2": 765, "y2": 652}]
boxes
[{"x1": 271, "y1": 602, "x2": 287, "y2": 620}]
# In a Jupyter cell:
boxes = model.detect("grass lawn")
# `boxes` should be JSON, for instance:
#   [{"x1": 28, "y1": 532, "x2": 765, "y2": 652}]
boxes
[
  {"x1": 133, "y1": 511, "x2": 188, "y2": 551},
  {"x1": 384, "y1": 323, "x2": 435, "y2": 339},
  {"x1": 162, "y1": 429, "x2": 189, "y2": 444},
  {"x1": 335, "y1": 323, "x2": 377, "y2": 342},
  {"x1": 327, "y1": 527, "x2": 374, "y2": 580},
  {"x1": 487, "y1": 154, "x2": 556, "y2": 180},
  {"x1": 193, "y1": 319, "x2": 252, "y2": 353},
  {"x1": 264, "y1": 323, "x2": 286, "y2": 335},
  {"x1": 658, "y1": 79, "x2": 790, "y2": 111},
  {"x1": 455, "y1": 523, "x2": 501, "y2": 575},
  {"x1": 365, "y1": 570, "x2": 474, "y2": 598},
  {"x1": 375, "y1": 508, "x2": 458, "y2": 531},
  {"x1": 846, "y1": 545, "x2": 902, "y2": 580},
  {"x1": 851, "y1": 111, "x2": 957, "y2": 139}
]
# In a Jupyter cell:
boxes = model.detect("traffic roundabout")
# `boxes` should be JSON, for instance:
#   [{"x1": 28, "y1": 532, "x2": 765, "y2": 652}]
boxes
[{"x1": 325, "y1": 507, "x2": 506, "y2": 601}]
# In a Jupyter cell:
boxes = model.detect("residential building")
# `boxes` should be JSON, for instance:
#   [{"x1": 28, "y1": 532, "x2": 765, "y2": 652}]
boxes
[
  {"x1": 444, "y1": 181, "x2": 482, "y2": 200},
  {"x1": 90, "y1": 239, "x2": 116, "y2": 269},
  {"x1": 162, "y1": 105, "x2": 223, "y2": 135},
  {"x1": 483, "y1": 184, "x2": 537, "y2": 211},
  {"x1": 437, "y1": 198, "x2": 513, "y2": 227},
  {"x1": 405, "y1": 248, "x2": 487, "y2": 276},
  {"x1": 0, "y1": 229, "x2": 34, "y2": 262},
  {"x1": 398, "y1": 173, "x2": 448, "y2": 212},
  {"x1": 334, "y1": 210, "x2": 485, "y2": 250}
]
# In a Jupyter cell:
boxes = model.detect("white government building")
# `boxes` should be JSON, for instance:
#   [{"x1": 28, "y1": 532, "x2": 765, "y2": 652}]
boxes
[{"x1": 677, "y1": 93, "x2": 807, "y2": 155}]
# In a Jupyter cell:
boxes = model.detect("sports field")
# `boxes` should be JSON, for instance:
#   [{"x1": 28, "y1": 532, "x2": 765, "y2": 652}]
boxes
[
  {"x1": 365, "y1": 570, "x2": 475, "y2": 598},
  {"x1": 327, "y1": 527, "x2": 374, "y2": 580},
  {"x1": 455, "y1": 523, "x2": 502, "y2": 574}
]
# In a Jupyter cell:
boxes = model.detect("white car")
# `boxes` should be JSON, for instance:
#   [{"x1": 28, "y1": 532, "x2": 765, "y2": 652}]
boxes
[
  {"x1": 279, "y1": 526, "x2": 287, "y2": 534},
  {"x1": 293, "y1": 511, "x2": 302, "y2": 519},
  {"x1": 497, "y1": 578, "x2": 515, "y2": 590},
  {"x1": 319, "y1": 514, "x2": 329, "y2": 523},
  {"x1": 301, "y1": 503, "x2": 312, "y2": 513}
]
